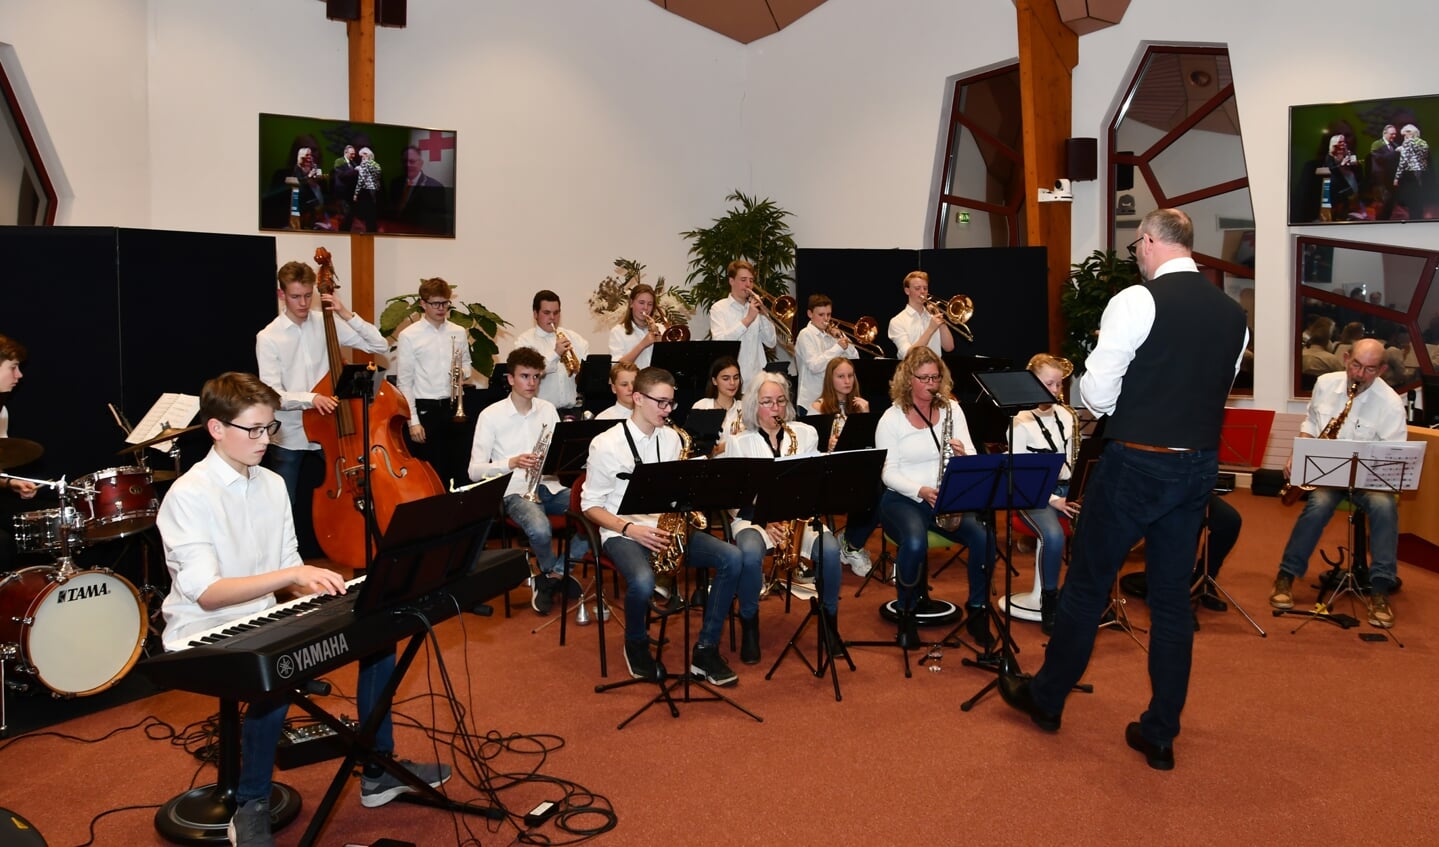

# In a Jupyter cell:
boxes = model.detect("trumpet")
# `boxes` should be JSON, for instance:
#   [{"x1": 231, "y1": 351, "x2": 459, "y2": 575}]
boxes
[
  {"x1": 923, "y1": 294, "x2": 976, "y2": 342},
  {"x1": 643, "y1": 313, "x2": 691, "y2": 343},
  {"x1": 519, "y1": 424, "x2": 553, "y2": 504},
  {"x1": 825, "y1": 315, "x2": 885, "y2": 357},
  {"x1": 449, "y1": 338, "x2": 467, "y2": 423}
]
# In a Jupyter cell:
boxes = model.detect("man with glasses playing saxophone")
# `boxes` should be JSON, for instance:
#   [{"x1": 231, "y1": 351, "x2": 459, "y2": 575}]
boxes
[
  {"x1": 469, "y1": 348, "x2": 587, "y2": 616},
  {"x1": 582, "y1": 368, "x2": 746, "y2": 684},
  {"x1": 395, "y1": 276, "x2": 471, "y2": 488}
]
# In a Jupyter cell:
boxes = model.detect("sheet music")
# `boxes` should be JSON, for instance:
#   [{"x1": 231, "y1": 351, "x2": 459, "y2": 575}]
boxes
[
  {"x1": 1290, "y1": 438, "x2": 1427, "y2": 492},
  {"x1": 126, "y1": 393, "x2": 201, "y2": 453}
]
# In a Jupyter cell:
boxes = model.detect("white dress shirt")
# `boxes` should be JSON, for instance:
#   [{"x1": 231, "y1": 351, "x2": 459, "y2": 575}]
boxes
[
  {"x1": 514, "y1": 325, "x2": 591, "y2": 409},
  {"x1": 608, "y1": 323, "x2": 653, "y2": 369},
  {"x1": 876, "y1": 399, "x2": 976, "y2": 502},
  {"x1": 468, "y1": 395, "x2": 561, "y2": 496},
  {"x1": 1009, "y1": 406, "x2": 1078, "y2": 506},
  {"x1": 595, "y1": 403, "x2": 632, "y2": 421},
  {"x1": 887, "y1": 304, "x2": 940, "y2": 358},
  {"x1": 255, "y1": 310, "x2": 388, "y2": 451},
  {"x1": 158, "y1": 448, "x2": 302, "y2": 650},
  {"x1": 794, "y1": 322, "x2": 857, "y2": 411},
  {"x1": 722, "y1": 421, "x2": 821, "y2": 550},
  {"x1": 582, "y1": 420, "x2": 683, "y2": 543},
  {"x1": 708, "y1": 295, "x2": 777, "y2": 383},
  {"x1": 395, "y1": 318, "x2": 471, "y2": 424},
  {"x1": 1303, "y1": 371, "x2": 1407, "y2": 442}
]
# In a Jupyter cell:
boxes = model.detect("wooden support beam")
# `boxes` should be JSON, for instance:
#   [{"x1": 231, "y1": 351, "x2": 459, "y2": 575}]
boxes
[{"x1": 346, "y1": 0, "x2": 377, "y2": 323}]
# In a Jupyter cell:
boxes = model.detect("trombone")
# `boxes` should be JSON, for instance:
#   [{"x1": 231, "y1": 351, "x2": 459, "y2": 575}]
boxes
[
  {"x1": 923, "y1": 294, "x2": 976, "y2": 342},
  {"x1": 751, "y1": 289, "x2": 798, "y2": 324},
  {"x1": 825, "y1": 315, "x2": 885, "y2": 357},
  {"x1": 643, "y1": 313, "x2": 691, "y2": 342}
]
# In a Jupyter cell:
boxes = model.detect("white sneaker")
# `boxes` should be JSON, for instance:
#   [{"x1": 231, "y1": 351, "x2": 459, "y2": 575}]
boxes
[{"x1": 840, "y1": 542, "x2": 873, "y2": 577}]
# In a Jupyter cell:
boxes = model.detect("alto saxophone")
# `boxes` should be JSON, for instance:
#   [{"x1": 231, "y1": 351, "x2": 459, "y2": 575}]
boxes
[
  {"x1": 449, "y1": 337, "x2": 467, "y2": 423},
  {"x1": 651, "y1": 423, "x2": 707, "y2": 574},
  {"x1": 829, "y1": 403, "x2": 847, "y2": 450},
  {"x1": 519, "y1": 424, "x2": 553, "y2": 504},
  {"x1": 933, "y1": 392, "x2": 963, "y2": 531},
  {"x1": 556, "y1": 329, "x2": 581, "y2": 376},
  {"x1": 729, "y1": 401, "x2": 746, "y2": 435},
  {"x1": 1281, "y1": 380, "x2": 1360, "y2": 506}
]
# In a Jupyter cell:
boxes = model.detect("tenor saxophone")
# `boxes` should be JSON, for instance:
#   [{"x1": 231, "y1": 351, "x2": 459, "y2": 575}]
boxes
[{"x1": 651, "y1": 423, "x2": 707, "y2": 574}]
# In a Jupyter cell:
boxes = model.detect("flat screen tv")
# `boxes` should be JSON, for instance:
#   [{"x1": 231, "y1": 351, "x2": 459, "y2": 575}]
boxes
[
  {"x1": 259, "y1": 112, "x2": 456, "y2": 238},
  {"x1": 1288, "y1": 95, "x2": 1437, "y2": 226}
]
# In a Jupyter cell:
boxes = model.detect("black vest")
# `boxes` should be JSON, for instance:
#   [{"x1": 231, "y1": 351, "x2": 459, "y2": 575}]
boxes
[{"x1": 1105, "y1": 272, "x2": 1248, "y2": 449}]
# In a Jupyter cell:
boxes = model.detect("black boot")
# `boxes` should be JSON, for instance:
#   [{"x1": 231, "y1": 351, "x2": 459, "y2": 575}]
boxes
[
  {"x1": 822, "y1": 608, "x2": 848, "y2": 659},
  {"x1": 1040, "y1": 590, "x2": 1058, "y2": 637},
  {"x1": 740, "y1": 614, "x2": 761, "y2": 664},
  {"x1": 896, "y1": 611, "x2": 921, "y2": 650},
  {"x1": 966, "y1": 604, "x2": 996, "y2": 651}
]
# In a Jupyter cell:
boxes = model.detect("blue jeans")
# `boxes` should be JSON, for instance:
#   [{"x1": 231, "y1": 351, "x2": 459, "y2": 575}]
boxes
[
  {"x1": 603, "y1": 530, "x2": 743, "y2": 649},
  {"x1": 1019, "y1": 504, "x2": 1067, "y2": 592},
  {"x1": 735, "y1": 525, "x2": 842, "y2": 614},
  {"x1": 1030, "y1": 442, "x2": 1217, "y2": 746},
  {"x1": 877, "y1": 488, "x2": 994, "y2": 609},
  {"x1": 505, "y1": 488, "x2": 571, "y2": 577},
  {"x1": 1278, "y1": 487, "x2": 1398, "y2": 592},
  {"x1": 263, "y1": 445, "x2": 323, "y2": 558},
  {"x1": 238, "y1": 650, "x2": 396, "y2": 803}
]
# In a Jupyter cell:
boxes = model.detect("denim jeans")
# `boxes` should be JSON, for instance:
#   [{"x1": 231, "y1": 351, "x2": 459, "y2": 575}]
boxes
[
  {"x1": 603, "y1": 530, "x2": 743, "y2": 649},
  {"x1": 238, "y1": 649, "x2": 396, "y2": 802},
  {"x1": 877, "y1": 489, "x2": 994, "y2": 609},
  {"x1": 1019, "y1": 504, "x2": 1067, "y2": 592},
  {"x1": 1030, "y1": 442, "x2": 1217, "y2": 746},
  {"x1": 1278, "y1": 487, "x2": 1398, "y2": 592},
  {"x1": 504, "y1": 488, "x2": 570, "y2": 577},
  {"x1": 263, "y1": 445, "x2": 323, "y2": 559},
  {"x1": 735, "y1": 525, "x2": 842, "y2": 614}
]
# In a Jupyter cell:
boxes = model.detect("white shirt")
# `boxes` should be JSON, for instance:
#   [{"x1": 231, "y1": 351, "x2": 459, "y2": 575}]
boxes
[
  {"x1": 692, "y1": 397, "x2": 743, "y2": 437},
  {"x1": 1079, "y1": 257, "x2": 1249, "y2": 416},
  {"x1": 395, "y1": 318, "x2": 471, "y2": 424},
  {"x1": 794, "y1": 322, "x2": 857, "y2": 410},
  {"x1": 1009, "y1": 406, "x2": 1078, "y2": 507},
  {"x1": 876, "y1": 399, "x2": 976, "y2": 502},
  {"x1": 582, "y1": 420, "x2": 683, "y2": 543},
  {"x1": 158, "y1": 448, "x2": 302, "y2": 651},
  {"x1": 595, "y1": 403, "x2": 632, "y2": 421},
  {"x1": 1303, "y1": 371, "x2": 1407, "y2": 442},
  {"x1": 887, "y1": 304, "x2": 939, "y2": 358},
  {"x1": 608, "y1": 323, "x2": 653, "y2": 369},
  {"x1": 514, "y1": 325, "x2": 591, "y2": 409},
  {"x1": 708, "y1": 295, "x2": 777, "y2": 384},
  {"x1": 468, "y1": 395, "x2": 561, "y2": 496},
  {"x1": 255, "y1": 310, "x2": 387, "y2": 451},
  {"x1": 722, "y1": 422, "x2": 821, "y2": 549}
]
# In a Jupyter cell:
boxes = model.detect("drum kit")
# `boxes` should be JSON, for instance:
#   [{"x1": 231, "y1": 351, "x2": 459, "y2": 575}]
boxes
[{"x1": 1, "y1": 425, "x2": 199, "y2": 715}]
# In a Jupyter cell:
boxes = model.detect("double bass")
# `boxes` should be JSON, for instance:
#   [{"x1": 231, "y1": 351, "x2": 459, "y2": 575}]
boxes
[{"x1": 303, "y1": 247, "x2": 444, "y2": 569}]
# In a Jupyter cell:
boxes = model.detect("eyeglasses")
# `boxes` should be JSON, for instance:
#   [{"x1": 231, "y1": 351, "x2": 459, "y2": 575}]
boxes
[
  {"x1": 423, "y1": 300, "x2": 451, "y2": 309},
  {"x1": 1126, "y1": 236, "x2": 1144, "y2": 257},
  {"x1": 757, "y1": 398, "x2": 788, "y2": 408},
  {"x1": 636, "y1": 391, "x2": 677, "y2": 411},
  {"x1": 913, "y1": 373, "x2": 942, "y2": 384},
  {"x1": 222, "y1": 420, "x2": 282, "y2": 439}
]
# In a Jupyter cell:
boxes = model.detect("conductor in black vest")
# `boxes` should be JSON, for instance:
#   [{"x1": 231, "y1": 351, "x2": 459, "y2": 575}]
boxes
[{"x1": 1000, "y1": 209, "x2": 1249, "y2": 771}]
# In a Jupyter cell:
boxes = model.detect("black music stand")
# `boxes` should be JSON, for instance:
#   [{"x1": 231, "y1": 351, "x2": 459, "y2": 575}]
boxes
[
  {"x1": 832, "y1": 411, "x2": 880, "y2": 451},
  {"x1": 534, "y1": 419, "x2": 619, "y2": 642},
  {"x1": 599, "y1": 455, "x2": 767, "y2": 728},
  {"x1": 578, "y1": 354, "x2": 612, "y2": 412},
  {"x1": 758, "y1": 448, "x2": 886, "y2": 701},
  {"x1": 681, "y1": 408, "x2": 728, "y2": 456},
  {"x1": 334, "y1": 363, "x2": 383, "y2": 572},
  {"x1": 651, "y1": 340, "x2": 740, "y2": 422}
]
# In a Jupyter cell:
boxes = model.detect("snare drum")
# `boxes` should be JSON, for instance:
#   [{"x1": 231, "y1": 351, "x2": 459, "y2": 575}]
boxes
[
  {"x1": 75, "y1": 466, "x2": 159, "y2": 541},
  {"x1": 12, "y1": 507, "x2": 84, "y2": 554},
  {"x1": 0, "y1": 567, "x2": 146, "y2": 696}
]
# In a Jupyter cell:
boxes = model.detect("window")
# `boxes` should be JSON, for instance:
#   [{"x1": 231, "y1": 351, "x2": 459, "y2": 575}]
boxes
[{"x1": 933, "y1": 64, "x2": 1025, "y2": 249}]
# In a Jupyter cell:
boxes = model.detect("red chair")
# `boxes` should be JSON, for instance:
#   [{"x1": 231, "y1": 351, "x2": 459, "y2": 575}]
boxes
[{"x1": 998, "y1": 510, "x2": 1071, "y2": 622}]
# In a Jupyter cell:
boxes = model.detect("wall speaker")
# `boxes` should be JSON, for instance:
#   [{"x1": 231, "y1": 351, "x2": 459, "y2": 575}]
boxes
[
  {"x1": 1066, "y1": 137, "x2": 1098, "y2": 182},
  {"x1": 325, "y1": 0, "x2": 360, "y2": 21},
  {"x1": 376, "y1": 0, "x2": 407, "y2": 27},
  {"x1": 1115, "y1": 152, "x2": 1135, "y2": 191}
]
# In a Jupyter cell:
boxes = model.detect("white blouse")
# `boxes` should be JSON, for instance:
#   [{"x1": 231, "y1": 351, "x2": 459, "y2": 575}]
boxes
[{"x1": 876, "y1": 399, "x2": 976, "y2": 502}]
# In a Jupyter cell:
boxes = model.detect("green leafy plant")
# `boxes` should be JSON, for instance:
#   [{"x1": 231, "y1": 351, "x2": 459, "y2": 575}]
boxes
[
  {"x1": 678, "y1": 190, "x2": 798, "y2": 311},
  {"x1": 379, "y1": 291, "x2": 509, "y2": 378},
  {"x1": 1061, "y1": 249, "x2": 1141, "y2": 372}
]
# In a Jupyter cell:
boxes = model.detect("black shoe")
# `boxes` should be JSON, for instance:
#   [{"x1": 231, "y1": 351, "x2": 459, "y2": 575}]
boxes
[
  {"x1": 739, "y1": 615, "x2": 761, "y2": 665},
  {"x1": 1197, "y1": 591, "x2": 1228, "y2": 613},
  {"x1": 690, "y1": 645, "x2": 738, "y2": 686},
  {"x1": 557, "y1": 574, "x2": 584, "y2": 601},
  {"x1": 623, "y1": 638, "x2": 666, "y2": 681},
  {"x1": 530, "y1": 575, "x2": 555, "y2": 615},
  {"x1": 997, "y1": 674, "x2": 1061, "y2": 732},
  {"x1": 896, "y1": 612, "x2": 921, "y2": 650},
  {"x1": 689, "y1": 582, "x2": 708, "y2": 609},
  {"x1": 966, "y1": 604, "x2": 995, "y2": 650},
  {"x1": 1040, "y1": 589, "x2": 1058, "y2": 637},
  {"x1": 1125, "y1": 722, "x2": 1174, "y2": 771},
  {"x1": 822, "y1": 608, "x2": 848, "y2": 659}
]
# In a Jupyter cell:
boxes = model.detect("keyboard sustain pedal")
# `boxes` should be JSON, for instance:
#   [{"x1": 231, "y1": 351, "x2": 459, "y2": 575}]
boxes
[{"x1": 276, "y1": 716, "x2": 359, "y2": 770}]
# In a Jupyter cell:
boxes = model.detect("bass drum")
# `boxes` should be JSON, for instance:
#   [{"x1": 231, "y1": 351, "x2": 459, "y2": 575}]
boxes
[{"x1": 0, "y1": 567, "x2": 147, "y2": 696}]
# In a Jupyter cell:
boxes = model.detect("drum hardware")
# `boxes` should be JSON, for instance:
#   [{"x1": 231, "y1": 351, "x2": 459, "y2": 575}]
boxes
[
  {"x1": 0, "y1": 437, "x2": 43, "y2": 470},
  {"x1": 118, "y1": 423, "x2": 204, "y2": 455}
]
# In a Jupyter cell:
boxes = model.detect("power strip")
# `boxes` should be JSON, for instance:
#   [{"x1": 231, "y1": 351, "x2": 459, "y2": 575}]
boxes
[{"x1": 276, "y1": 717, "x2": 359, "y2": 770}]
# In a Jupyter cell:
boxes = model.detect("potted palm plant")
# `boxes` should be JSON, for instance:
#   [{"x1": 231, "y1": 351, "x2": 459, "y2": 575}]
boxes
[{"x1": 1061, "y1": 248, "x2": 1140, "y2": 372}]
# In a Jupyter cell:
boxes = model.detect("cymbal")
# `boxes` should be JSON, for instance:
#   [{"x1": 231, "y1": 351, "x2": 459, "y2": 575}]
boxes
[
  {"x1": 0, "y1": 437, "x2": 44, "y2": 470},
  {"x1": 151, "y1": 469, "x2": 179, "y2": 482},
  {"x1": 120, "y1": 424, "x2": 205, "y2": 454}
]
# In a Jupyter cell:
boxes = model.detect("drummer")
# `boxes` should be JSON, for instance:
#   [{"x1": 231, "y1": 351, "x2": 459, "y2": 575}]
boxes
[{"x1": 1, "y1": 334, "x2": 38, "y2": 571}]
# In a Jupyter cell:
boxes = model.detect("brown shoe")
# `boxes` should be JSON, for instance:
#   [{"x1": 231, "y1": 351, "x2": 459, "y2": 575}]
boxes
[
  {"x1": 1269, "y1": 573, "x2": 1295, "y2": 610},
  {"x1": 1368, "y1": 593, "x2": 1395, "y2": 628}
]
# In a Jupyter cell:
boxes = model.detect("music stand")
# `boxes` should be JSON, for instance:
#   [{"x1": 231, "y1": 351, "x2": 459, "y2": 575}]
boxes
[
  {"x1": 651, "y1": 340, "x2": 740, "y2": 422},
  {"x1": 334, "y1": 363, "x2": 383, "y2": 572},
  {"x1": 757, "y1": 448, "x2": 886, "y2": 701},
  {"x1": 681, "y1": 408, "x2": 728, "y2": 457},
  {"x1": 1275, "y1": 438, "x2": 1424, "y2": 647},
  {"x1": 602, "y1": 455, "x2": 768, "y2": 727},
  {"x1": 578, "y1": 354, "x2": 612, "y2": 412},
  {"x1": 832, "y1": 412, "x2": 880, "y2": 451}
]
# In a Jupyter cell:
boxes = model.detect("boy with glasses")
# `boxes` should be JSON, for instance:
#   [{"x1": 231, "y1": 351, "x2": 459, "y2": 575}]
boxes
[
  {"x1": 395, "y1": 277, "x2": 471, "y2": 487},
  {"x1": 157, "y1": 372, "x2": 448, "y2": 847}
]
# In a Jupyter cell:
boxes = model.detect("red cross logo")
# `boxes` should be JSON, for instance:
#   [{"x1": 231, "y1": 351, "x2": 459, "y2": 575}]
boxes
[{"x1": 416, "y1": 131, "x2": 455, "y2": 162}]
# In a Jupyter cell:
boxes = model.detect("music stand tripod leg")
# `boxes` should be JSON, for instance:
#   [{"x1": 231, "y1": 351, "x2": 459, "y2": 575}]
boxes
[{"x1": 1199, "y1": 574, "x2": 1266, "y2": 636}]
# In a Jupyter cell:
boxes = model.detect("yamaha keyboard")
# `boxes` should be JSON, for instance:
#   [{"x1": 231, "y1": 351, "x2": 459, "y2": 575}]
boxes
[{"x1": 139, "y1": 549, "x2": 526, "y2": 699}]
